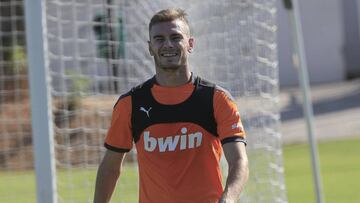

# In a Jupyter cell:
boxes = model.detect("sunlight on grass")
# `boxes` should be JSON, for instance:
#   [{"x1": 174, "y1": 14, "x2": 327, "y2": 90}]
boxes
[
  {"x1": 0, "y1": 164, "x2": 138, "y2": 203},
  {"x1": 1, "y1": 138, "x2": 360, "y2": 203},
  {"x1": 283, "y1": 138, "x2": 360, "y2": 203}
]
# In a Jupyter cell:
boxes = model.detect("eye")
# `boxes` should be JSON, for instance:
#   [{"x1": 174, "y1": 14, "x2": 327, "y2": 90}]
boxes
[
  {"x1": 172, "y1": 35, "x2": 182, "y2": 41},
  {"x1": 153, "y1": 37, "x2": 164, "y2": 42}
]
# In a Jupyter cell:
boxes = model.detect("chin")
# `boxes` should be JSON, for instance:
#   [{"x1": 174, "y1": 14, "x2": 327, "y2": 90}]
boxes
[{"x1": 160, "y1": 65, "x2": 182, "y2": 72}]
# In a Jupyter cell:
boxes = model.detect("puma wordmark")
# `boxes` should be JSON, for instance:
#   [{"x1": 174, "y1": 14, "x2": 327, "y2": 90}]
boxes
[{"x1": 144, "y1": 127, "x2": 203, "y2": 152}]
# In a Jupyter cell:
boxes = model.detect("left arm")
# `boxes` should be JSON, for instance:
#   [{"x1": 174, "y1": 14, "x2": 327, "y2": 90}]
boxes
[{"x1": 218, "y1": 141, "x2": 249, "y2": 203}]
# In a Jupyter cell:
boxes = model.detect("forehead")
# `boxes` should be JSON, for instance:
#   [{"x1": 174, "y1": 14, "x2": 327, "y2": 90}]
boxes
[{"x1": 150, "y1": 19, "x2": 189, "y2": 37}]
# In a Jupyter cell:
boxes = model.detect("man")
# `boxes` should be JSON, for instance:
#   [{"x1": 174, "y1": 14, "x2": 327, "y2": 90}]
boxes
[{"x1": 94, "y1": 8, "x2": 249, "y2": 203}]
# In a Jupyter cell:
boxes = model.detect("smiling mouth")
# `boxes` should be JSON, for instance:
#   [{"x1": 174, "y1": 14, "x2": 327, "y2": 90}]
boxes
[{"x1": 160, "y1": 53, "x2": 178, "y2": 57}]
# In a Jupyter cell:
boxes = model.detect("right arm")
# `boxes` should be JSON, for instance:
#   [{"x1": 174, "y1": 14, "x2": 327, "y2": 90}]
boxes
[{"x1": 94, "y1": 150, "x2": 126, "y2": 203}]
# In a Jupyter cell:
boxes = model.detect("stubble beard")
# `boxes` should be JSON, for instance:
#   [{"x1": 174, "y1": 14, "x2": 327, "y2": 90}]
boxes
[
  {"x1": 159, "y1": 64, "x2": 182, "y2": 72},
  {"x1": 154, "y1": 55, "x2": 187, "y2": 72}
]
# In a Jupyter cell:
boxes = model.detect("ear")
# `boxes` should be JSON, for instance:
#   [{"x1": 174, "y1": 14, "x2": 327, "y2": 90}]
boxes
[
  {"x1": 148, "y1": 40, "x2": 154, "y2": 56},
  {"x1": 188, "y1": 37, "x2": 194, "y2": 53}
]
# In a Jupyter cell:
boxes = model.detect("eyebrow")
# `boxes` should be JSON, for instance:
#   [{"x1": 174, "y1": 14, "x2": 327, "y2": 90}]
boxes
[
  {"x1": 171, "y1": 33, "x2": 182, "y2": 37},
  {"x1": 152, "y1": 35, "x2": 164, "y2": 39},
  {"x1": 152, "y1": 33, "x2": 182, "y2": 38}
]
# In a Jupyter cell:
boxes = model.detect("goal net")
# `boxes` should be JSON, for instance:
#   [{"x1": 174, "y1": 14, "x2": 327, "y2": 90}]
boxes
[
  {"x1": 0, "y1": 0, "x2": 36, "y2": 202},
  {"x1": 1, "y1": 0, "x2": 287, "y2": 202}
]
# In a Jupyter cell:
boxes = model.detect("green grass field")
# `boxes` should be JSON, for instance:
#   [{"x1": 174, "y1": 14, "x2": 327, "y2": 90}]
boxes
[
  {"x1": 1, "y1": 138, "x2": 359, "y2": 202},
  {"x1": 0, "y1": 165, "x2": 138, "y2": 203},
  {"x1": 284, "y1": 138, "x2": 360, "y2": 203}
]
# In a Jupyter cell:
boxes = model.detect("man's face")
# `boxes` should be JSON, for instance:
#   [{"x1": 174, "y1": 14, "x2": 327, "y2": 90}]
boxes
[{"x1": 148, "y1": 19, "x2": 194, "y2": 71}]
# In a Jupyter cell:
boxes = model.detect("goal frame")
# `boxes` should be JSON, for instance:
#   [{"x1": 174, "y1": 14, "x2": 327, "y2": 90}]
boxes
[
  {"x1": 24, "y1": 0, "x2": 57, "y2": 202},
  {"x1": 22, "y1": 0, "x2": 286, "y2": 202}
]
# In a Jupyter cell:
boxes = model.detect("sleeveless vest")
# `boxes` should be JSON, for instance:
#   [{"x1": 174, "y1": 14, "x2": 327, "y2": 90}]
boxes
[{"x1": 129, "y1": 75, "x2": 218, "y2": 143}]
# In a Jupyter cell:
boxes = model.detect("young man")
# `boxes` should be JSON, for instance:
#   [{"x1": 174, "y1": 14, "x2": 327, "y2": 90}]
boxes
[{"x1": 94, "y1": 8, "x2": 249, "y2": 203}]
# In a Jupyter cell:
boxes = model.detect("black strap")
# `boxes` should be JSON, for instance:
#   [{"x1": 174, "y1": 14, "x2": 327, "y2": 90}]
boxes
[{"x1": 131, "y1": 75, "x2": 218, "y2": 143}]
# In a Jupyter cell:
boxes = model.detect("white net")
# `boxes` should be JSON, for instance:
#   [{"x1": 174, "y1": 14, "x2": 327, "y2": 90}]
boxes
[
  {"x1": 45, "y1": 0, "x2": 286, "y2": 202},
  {"x1": 1, "y1": 0, "x2": 287, "y2": 202},
  {"x1": 0, "y1": 0, "x2": 36, "y2": 202}
]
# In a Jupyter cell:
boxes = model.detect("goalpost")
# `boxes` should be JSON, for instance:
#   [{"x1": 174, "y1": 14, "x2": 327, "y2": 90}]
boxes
[
  {"x1": 24, "y1": 1, "x2": 57, "y2": 202},
  {"x1": 3, "y1": 0, "x2": 286, "y2": 202}
]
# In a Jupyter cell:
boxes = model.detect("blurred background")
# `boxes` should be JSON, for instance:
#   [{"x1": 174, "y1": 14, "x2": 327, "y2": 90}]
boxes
[
  {"x1": 277, "y1": 0, "x2": 360, "y2": 144},
  {"x1": 277, "y1": 1, "x2": 360, "y2": 202}
]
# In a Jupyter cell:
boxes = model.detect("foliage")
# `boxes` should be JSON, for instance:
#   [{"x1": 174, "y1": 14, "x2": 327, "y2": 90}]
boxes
[
  {"x1": 64, "y1": 70, "x2": 91, "y2": 111},
  {"x1": 11, "y1": 45, "x2": 27, "y2": 74}
]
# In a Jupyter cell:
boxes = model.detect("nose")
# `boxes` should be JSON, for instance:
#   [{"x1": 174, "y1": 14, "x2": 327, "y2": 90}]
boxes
[{"x1": 163, "y1": 39, "x2": 174, "y2": 48}]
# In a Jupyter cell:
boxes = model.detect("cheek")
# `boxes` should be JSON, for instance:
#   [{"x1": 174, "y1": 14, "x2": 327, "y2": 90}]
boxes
[
  {"x1": 150, "y1": 43, "x2": 161, "y2": 50},
  {"x1": 152, "y1": 47, "x2": 161, "y2": 56},
  {"x1": 178, "y1": 43, "x2": 188, "y2": 51}
]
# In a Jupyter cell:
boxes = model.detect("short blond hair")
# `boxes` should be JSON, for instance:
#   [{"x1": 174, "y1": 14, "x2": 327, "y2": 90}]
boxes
[{"x1": 149, "y1": 8, "x2": 190, "y2": 35}]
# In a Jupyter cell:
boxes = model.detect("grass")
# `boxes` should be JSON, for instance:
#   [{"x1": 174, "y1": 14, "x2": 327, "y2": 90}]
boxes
[
  {"x1": 0, "y1": 165, "x2": 138, "y2": 203},
  {"x1": 0, "y1": 170, "x2": 37, "y2": 202},
  {"x1": 283, "y1": 138, "x2": 360, "y2": 203},
  {"x1": 1, "y1": 138, "x2": 359, "y2": 202}
]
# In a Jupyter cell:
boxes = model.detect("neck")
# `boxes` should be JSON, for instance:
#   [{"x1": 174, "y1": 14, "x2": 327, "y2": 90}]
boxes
[{"x1": 155, "y1": 67, "x2": 191, "y2": 87}]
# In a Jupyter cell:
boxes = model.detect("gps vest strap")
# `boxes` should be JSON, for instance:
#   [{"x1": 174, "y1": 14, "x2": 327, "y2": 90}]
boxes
[{"x1": 130, "y1": 75, "x2": 218, "y2": 143}]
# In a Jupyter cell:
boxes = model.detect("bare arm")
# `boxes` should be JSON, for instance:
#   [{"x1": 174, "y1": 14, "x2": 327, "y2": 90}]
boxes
[
  {"x1": 94, "y1": 150, "x2": 126, "y2": 203},
  {"x1": 219, "y1": 142, "x2": 249, "y2": 203}
]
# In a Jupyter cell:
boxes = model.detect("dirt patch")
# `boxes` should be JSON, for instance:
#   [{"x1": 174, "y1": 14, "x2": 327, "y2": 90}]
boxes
[{"x1": 0, "y1": 95, "x2": 119, "y2": 170}]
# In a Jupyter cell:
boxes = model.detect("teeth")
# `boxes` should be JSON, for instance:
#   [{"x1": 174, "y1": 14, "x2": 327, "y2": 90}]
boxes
[{"x1": 162, "y1": 53, "x2": 177, "y2": 57}]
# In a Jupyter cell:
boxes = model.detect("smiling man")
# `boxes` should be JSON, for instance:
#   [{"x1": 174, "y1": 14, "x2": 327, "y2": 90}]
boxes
[
  {"x1": 148, "y1": 10, "x2": 194, "y2": 86},
  {"x1": 94, "y1": 8, "x2": 249, "y2": 203}
]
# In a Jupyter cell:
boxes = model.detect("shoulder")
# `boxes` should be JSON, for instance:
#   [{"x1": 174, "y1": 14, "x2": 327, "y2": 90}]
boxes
[
  {"x1": 214, "y1": 85, "x2": 235, "y2": 103},
  {"x1": 113, "y1": 77, "x2": 155, "y2": 108},
  {"x1": 196, "y1": 76, "x2": 216, "y2": 88},
  {"x1": 113, "y1": 91, "x2": 131, "y2": 109},
  {"x1": 195, "y1": 76, "x2": 233, "y2": 96},
  {"x1": 130, "y1": 76, "x2": 156, "y2": 93},
  {"x1": 194, "y1": 75, "x2": 235, "y2": 102}
]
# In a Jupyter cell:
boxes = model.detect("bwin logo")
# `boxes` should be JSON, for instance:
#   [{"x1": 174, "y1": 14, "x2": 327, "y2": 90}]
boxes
[{"x1": 143, "y1": 127, "x2": 203, "y2": 152}]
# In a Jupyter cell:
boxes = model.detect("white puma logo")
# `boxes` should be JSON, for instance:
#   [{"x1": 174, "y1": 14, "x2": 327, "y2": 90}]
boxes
[{"x1": 140, "y1": 107, "x2": 152, "y2": 118}]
